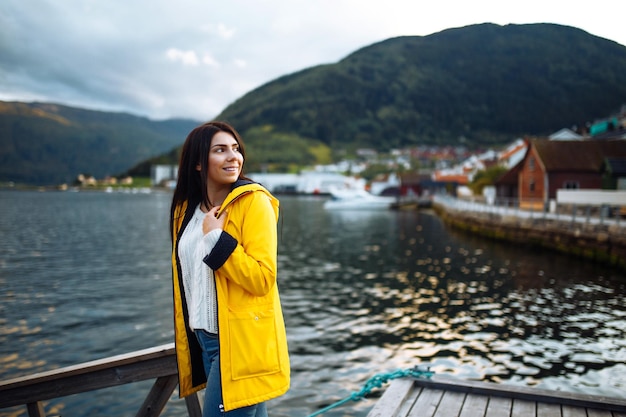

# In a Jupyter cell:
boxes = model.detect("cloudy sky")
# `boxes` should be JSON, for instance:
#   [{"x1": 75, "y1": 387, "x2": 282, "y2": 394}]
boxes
[{"x1": 2, "y1": 0, "x2": 625, "y2": 122}]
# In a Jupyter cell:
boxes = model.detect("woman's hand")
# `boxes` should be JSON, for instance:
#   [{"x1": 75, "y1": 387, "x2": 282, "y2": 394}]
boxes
[{"x1": 203, "y1": 206, "x2": 226, "y2": 234}]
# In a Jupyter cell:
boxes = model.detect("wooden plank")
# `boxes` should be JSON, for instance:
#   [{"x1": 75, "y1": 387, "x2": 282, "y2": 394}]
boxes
[
  {"x1": 511, "y1": 399, "x2": 535, "y2": 417},
  {"x1": 485, "y1": 396, "x2": 512, "y2": 417},
  {"x1": 434, "y1": 391, "x2": 466, "y2": 417},
  {"x1": 394, "y1": 385, "x2": 423, "y2": 417},
  {"x1": 368, "y1": 377, "x2": 626, "y2": 417},
  {"x1": 410, "y1": 376, "x2": 626, "y2": 412},
  {"x1": 0, "y1": 343, "x2": 175, "y2": 390},
  {"x1": 185, "y1": 393, "x2": 202, "y2": 417},
  {"x1": 586, "y1": 409, "x2": 613, "y2": 417},
  {"x1": 135, "y1": 374, "x2": 179, "y2": 417},
  {"x1": 561, "y1": 404, "x2": 586, "y2": 417},
  {"x1": 537, "y1": 402, "x2": 560, "y2": 417},
  {"x1": 458, "y1": 394, "x2": 489, "y2": 417},
  {"x1": 0, "y1": 346, "x2": 178, "y2": 408},
  {"x1": 406, "y1": 387, "x2": 444, "y2": 417},
  {"x1": 367, "y1": 378, "x2": 417, "y2": 417},
  {"x1": 26, "y1": 402, "x2": 45, "y2": 417}
]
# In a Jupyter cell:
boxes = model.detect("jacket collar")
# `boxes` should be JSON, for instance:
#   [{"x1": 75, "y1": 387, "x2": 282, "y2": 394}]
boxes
[{"x1": 218, "y1": 179, "x2": 277, "y2": 217}]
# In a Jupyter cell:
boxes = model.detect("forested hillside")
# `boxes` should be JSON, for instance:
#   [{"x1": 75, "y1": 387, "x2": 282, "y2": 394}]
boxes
[
  {"x1": 217, "y1": 23, "x2": 626, "y2": 149},
  {"x1": 0, "y1": 102, "x2": 197, "y2": 185}
]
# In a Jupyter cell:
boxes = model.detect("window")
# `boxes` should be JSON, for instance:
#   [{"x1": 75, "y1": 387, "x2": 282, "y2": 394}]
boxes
[
  {"x1": 529, "y1": 157, "x2": 535, "y2": 171},
  {"x1": 529, "y1": 179, "x2": 535, "y2": 192},
  {"x1": 563, "y1": 181, "x2": 579, "y2": 189}
]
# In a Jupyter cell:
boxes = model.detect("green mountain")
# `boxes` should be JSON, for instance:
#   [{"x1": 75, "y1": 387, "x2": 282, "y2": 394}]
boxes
[
  {"x1": 3, "y1": 23, "x2": 626, "y2": 185},
  {"x1": 217, "y1": 23, "x2": 626, "y2": 150},
  {"x1": 0, "y1": 102, "x2": 198, "y2": 185}
]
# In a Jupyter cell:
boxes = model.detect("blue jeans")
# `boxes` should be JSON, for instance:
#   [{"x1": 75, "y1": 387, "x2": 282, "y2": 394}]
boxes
[{"x1": 195, "y1": 330, "x2": 268, "y2": 417}]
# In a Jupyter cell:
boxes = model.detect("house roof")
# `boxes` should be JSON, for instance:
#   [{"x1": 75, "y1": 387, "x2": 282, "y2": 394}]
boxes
[
  {"x1": 531, "y1": 139, "x2": 626, "y2": 172},
  {"x1": 495, "y1": 158, "x2": 524, "y2": 185},
  {"x1": 549, "y1": 128, "x2": 583, "y2": 140},
  {"x1": 431, "y1": 172, "x2": 470, "y2": 184},
  {"x1": 499, "y1": 139, "x2": 528, "y2": 163}
]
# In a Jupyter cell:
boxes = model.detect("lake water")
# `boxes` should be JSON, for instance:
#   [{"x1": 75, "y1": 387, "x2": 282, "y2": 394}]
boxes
[{"x1": 0, "y1": 190, "x2": 624, "y2": 417}]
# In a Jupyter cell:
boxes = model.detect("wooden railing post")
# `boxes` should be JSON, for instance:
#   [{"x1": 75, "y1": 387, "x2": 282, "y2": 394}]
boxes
[
  {"x1": 26, "y1": 402, "x2": 46, "y2": 417},
  {"x1": 184, "y1": 393, "x2": 202, "y2": 417},
  {"x1": 135, "y1": 374, "x2": 179, "y2": 417}
]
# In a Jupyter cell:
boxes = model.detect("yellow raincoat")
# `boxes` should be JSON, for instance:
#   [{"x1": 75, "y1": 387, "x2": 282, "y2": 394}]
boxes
[{"x1": 171, "y1": 181, "x2": 290, "y2": 411}]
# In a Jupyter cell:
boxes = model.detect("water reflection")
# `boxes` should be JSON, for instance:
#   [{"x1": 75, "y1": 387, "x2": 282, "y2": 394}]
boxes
[
  {"x1": 274, "y1": 196, "x2": 625, "y2": 415},
  {"x1": 0, "y1": 192, "x2": 624, "y2": 417}
]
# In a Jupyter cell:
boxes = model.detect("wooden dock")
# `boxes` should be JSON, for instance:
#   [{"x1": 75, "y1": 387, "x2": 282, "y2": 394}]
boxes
[{"x1": 367, "y1": 376, "x2": 626, "y2": 417}]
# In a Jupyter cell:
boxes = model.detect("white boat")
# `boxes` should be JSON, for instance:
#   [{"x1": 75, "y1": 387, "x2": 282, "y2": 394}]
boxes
[{"x1": 323, "y1": 187, "x2": 396, "y2": 210}]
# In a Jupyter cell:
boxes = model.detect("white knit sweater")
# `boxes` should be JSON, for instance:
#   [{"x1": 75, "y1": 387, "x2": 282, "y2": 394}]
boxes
[{"x1": 178, "y1": 204, "x2": 221, "y2": 334}]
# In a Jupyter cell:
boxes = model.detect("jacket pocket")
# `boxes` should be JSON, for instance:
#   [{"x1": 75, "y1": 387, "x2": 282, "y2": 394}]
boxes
[{"x1": 228, "y1": 307, "x2": 281, "y2": 380}]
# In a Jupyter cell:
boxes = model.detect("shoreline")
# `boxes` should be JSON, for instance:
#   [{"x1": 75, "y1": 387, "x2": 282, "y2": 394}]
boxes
[{"x1": 432, "y1": 197, "x2": 626, "y2": 271}]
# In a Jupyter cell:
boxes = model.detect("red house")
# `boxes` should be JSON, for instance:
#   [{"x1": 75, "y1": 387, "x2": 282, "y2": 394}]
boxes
[{"x1": 497, "y1": 139, "x2": 626, "y2": 210}]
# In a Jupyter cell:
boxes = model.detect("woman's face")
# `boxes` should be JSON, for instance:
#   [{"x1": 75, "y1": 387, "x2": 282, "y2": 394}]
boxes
[{"x1": 205, "y1": 131, "x2": 244, "y2": 186}]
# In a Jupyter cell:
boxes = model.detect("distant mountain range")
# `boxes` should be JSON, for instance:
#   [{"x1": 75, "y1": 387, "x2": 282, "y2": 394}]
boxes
[
  {"x1": 0, "y1": 102, "x2": 198, "y2": 185},
  {"x1": 2, "y1": 23, "x2": 626, "y2": 185}
]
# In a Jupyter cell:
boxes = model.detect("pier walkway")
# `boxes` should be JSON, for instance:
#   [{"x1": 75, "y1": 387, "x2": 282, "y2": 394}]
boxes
[
  {"x1": 367, "y1": 375, "x2": 626, "y2": 417},
  {"x1": 432, "y1": 195, "x2": 626, "y2": 269},
  {"x1": 432, "y1": 195, "x2": 626, "y2": 228}
]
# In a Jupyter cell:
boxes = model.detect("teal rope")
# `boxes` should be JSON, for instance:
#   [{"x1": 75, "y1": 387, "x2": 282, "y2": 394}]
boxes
[{"x1": 307, "y1": 366, "x2": 434, "y2": 417}]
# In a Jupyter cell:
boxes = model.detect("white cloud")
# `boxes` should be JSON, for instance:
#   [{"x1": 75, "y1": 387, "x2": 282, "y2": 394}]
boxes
[
  {"x1": 217, "y1": 23, "x2": 236, "y2": 40},
  {"x1": 166, "y1": 48, "x2": 200, "y2": 66},
  {"x1": 202, "y1": 53, "x2": 220, "y2": 68},
  {"x1": 1, "y1": 0, "x2": 625, "y2": 121}
]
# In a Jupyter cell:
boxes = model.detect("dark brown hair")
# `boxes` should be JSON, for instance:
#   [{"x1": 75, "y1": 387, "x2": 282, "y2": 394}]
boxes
[{"x1": 169, "y1": 121, "x2": 248, "y2": 236}]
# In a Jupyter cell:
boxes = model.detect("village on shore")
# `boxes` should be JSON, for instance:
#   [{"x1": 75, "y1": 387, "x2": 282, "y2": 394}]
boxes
[
  {"x1": 13, "y1": 106, "x2": 624, "y2": 221},
  {"x1": 150, "y1": 107, "x2": 626, "y2": 216}
]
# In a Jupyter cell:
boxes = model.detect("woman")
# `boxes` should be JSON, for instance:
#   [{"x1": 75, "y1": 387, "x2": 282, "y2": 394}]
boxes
[{"x1": 170, "y1": 121, "x2": 290, "y2": 416}]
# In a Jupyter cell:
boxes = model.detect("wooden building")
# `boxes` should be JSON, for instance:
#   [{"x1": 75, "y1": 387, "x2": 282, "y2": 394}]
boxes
[{"x1": 496, "y1": 139, "x2": 626, "y2": 210}]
